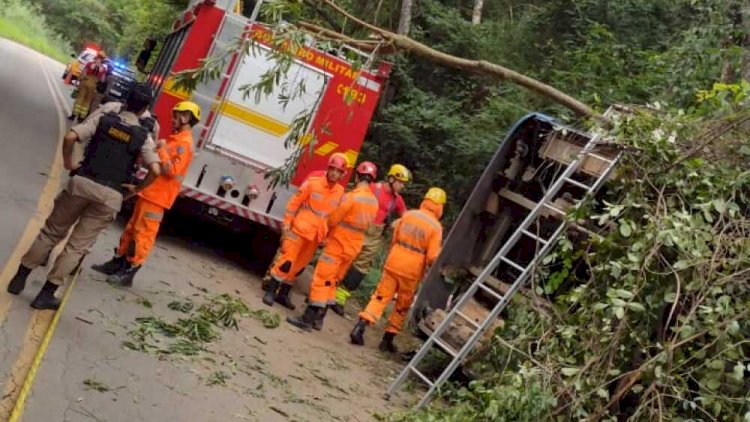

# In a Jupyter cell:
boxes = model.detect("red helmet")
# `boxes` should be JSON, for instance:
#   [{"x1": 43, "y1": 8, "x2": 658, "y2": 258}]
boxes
[
  {"x1": 356, "y1": 161, "x2": 378, "y2": 180},
  {"x1": 328, "y1": 153, "x2": 348, "y2": 171}
]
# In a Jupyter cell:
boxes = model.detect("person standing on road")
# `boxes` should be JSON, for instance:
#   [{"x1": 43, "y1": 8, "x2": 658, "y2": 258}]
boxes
[
  {"x1": 350, "y1": 188, "x2": 445, "y2": 353},
  {"x1": 263, "y1": 153, "x2": 348, "y2": 310},
  {"x1": 287, "y1": 162, "x2": 379, "y2": 331},
  {"x1": 260, "y1": 170, "x2": 326, "y2": 291},
  {"x1": 91, "y1": 101, "x2": 200, "y2": 287},
  {"x1": 330, "y1": 164, "x2": 410, "y2": 316},
  {"x1": 6, "y1": 84, "x2": 161, "y2": 310},
  {"x1": 70, "y1": 51, "x2": 107, "y2": 122}
]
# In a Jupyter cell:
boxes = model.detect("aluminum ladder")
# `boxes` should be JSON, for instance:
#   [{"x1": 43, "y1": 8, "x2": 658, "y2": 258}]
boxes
[{"x1": 386, "y1": 125, "x2": 622, "y2": 408}]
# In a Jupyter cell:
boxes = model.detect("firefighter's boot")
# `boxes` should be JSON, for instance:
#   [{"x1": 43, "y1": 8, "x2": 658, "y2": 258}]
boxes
[
  {"x1": 107, "y1": 262, "x2": 140, "y2": 287},
  {"x1": 263, "y1": 279, "x2": 279, "y2": 306},
  {"x1": 379, "y1": 332, "x2": 398, "y2": 353},
  {"x1": 313, "y1": 306, "x2": 328, "y2": 331},
  {"x1": 7, "y1": 264, "x2": 32, "y2": 295},
  {"x1": 91, "y1": 253, "x2": 126, "y2": 275},
  {"x1": 350, "y1": 319, "x2": 367, "y2": 346},
  {"x1": 331, "y1": 286, "x2": 350, "y2": 317},
  {"x1": 275, "y1": 283, "x2": 296, "y2": 310},
  {"x1": 30, "y1": 281, "x2": 61, "y2": 310},
  {"x1": 286, "y1": 305, "x2": 319, "y2": 331}
]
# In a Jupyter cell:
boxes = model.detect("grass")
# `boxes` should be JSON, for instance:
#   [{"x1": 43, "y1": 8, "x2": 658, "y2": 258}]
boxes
[{"x1": 0, "y1": 0, "x2": 71, "y2": 63}]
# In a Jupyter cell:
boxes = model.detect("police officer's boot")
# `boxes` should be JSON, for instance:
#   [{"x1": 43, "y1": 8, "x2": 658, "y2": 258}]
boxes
[
  {"x1": 91, "y1": 253, "x2": 126, "y2": 275},
  {"x1": 107, "y1": 262, "x2": 140, "y2": 287},
  {"x1": 30, "y1": 281, "x2": 61, "y2": 310},
  {"x1": 274, "y1": 283, "x2": 296, "y2": 310},
  {"x1": 379, "y1": 332, "x2": 398, "y2": 353},
  {"x1": 350, "y1": 319, "x2": 368, "y2": 346},
  {"x1": 313, "y1": 306, "x2": 328, "y2": 331},
  {"x1": 286, "y1": 305, "x2": 319, "y2": 331},
  {"x1": 263, "y1": 279, "x2": 279, "y2": 306},
  {"x1": 7, "y1": 264, "x2": 32, "y2": 295}
]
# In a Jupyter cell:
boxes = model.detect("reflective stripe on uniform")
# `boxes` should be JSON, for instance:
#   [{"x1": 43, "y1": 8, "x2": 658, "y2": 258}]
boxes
[
  {"x1": 396, "y1": 240, "x2": 426, "y2": 254},
  {"x1": 406, "y1": 209, "x2": 441, "y2": 231},
  {"x1": 353, "y1": 195, "x2": 378, "y2": 206},
  {"x1": 144, "y1": 211, "x2": 163, "y2": 221},
  {"x1": 338, "y1": 221, "x2": 366, "y2": 233},
  {"x1": 301, "y1": 203, "x2": 327, "y2": 218},
  {"x1": 319, "y1": 254, "x2": 336, "y2": 263}
]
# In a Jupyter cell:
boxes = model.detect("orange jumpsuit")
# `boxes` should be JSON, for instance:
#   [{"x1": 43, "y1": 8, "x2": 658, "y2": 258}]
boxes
[
  {"x1": 359, "y1": 200, "x2": 443, "y2": 334},
  {"x1": 270, "y1": 175, "x2": 344, "y2": 285},
  {"x1": 308, "y1": 185, "x2": 378, "y2": 307},
  {"x1": 118, "y1": 129, "x2": 194, "y2": 265}
]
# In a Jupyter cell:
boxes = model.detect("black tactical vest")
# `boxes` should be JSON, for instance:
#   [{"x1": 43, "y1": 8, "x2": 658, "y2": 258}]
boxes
[{"x1": 78, "y1": 112, "x2": 148, "y2": 193}]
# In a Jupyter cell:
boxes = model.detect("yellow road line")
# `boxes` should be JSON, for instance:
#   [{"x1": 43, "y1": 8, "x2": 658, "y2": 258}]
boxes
[
  {"x1": 0, "y1": 54, "x2": 67, "y2": 327},
  {"x1": 6, "y1": 269, "x2": 81, "y2": 422}
]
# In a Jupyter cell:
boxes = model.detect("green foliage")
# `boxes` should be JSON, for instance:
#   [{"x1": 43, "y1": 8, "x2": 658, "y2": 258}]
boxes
[
  {"x1": 0, "y1": 0, "x2": 71, "y2": 62},
  {"x1": 389, "y1": 367, "x2": 557, "y2": 421},
  {"x1": 26, "y1": 0, "x2": 187, "y2": 64},
  {"x1": 406, "y1": 100, "x2": 750, "y2": 419},
  {"x1": 123, "y1": 294, "x2": 279, "y2": 356}
]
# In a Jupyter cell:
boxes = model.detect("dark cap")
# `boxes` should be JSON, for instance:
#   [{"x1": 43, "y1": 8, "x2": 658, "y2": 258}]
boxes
[{"x1": 127, "y1": 83, "x2": 154, "y2": 107}]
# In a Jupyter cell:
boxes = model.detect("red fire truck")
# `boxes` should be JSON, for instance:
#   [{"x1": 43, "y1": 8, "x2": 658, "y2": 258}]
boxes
[{"x1": 144, "y1": 0, "x2": 390, "y2": 236}]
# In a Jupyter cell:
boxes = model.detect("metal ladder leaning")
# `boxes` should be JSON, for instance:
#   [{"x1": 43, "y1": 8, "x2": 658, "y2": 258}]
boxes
[{"x1": 386, "y1": 127, "x2": 622, "y2": 408}]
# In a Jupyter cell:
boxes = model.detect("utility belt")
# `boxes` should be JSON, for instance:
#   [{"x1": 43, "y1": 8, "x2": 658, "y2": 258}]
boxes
[{"x1": 76, "y1": 171, "x2": 126, "y2": 194}]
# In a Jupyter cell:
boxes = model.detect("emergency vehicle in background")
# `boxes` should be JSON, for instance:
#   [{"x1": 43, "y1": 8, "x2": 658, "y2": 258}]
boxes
[
  {"x1": 143, "y1": 0, "x2": 390, "y2": 239},
  {"x1": 62, "y1": 43, "x2": 101, "y2": 84}
]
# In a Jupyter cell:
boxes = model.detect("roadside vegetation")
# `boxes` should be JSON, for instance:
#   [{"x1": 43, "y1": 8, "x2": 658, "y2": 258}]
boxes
[{"x1": 0, "y1": 0, "x2": 71, "y2": 63}]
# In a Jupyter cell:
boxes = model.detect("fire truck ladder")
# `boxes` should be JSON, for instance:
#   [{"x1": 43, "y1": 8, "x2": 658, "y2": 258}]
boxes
[{"x1": 386, "y1": 129, "x2": 622, "y2": 408}]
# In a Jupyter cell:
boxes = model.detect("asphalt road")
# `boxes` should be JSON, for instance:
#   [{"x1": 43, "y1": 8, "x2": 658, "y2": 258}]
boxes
[{"x1": 0, "y1": 38, "x2": 70, "y2": 274}]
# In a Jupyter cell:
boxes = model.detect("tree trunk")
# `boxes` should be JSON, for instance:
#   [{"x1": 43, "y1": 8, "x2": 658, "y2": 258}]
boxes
[
  {"x1": 397, "y1": 0, "x2": 413, "y2": 35},
  {"x1": 722, "y1": 1, "x2": 745, "y2": 83},
  {"x1": 309, "y1": 0, "x2": 611, "y2": 127},
  {"x1": 472, "y1": 0, "x2": 484, "y2": 25},
  {"x1": 742, "y1": 1, "x2": 750, "y2": 81}
]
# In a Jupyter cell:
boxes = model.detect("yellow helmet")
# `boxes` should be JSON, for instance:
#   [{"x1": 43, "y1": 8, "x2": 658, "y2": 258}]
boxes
[
  {"x1": 387, "y1": 164, "x2": 411, "y2": 182},
  {"x1": 424, "y1": 187, "x2": 447, "y2": 205},
  {"x1": 173, "y1": 101, "x2": 201, "y2": 121}
]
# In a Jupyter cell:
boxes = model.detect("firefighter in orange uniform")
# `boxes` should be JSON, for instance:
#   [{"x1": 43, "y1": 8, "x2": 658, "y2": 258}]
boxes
[
  {"x1": 260, "y1": 170, "x2": 327, "y2": 290},
  {"x1": 350, "y1": 187, "x2": 446, "y2": 352},
  {"x1": 287, "y1": 162, "x2": 379, "y2": 331},
  {"x1": 92, "y1": 101, "x2": 200, "y2": 286},
  {"x1": 263, "y1": 154, "x2": 348, "y2": 309}
]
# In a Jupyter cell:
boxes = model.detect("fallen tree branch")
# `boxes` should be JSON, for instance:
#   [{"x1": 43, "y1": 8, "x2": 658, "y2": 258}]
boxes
[
  {"x1": 661, "y1": 113, "x2": 750, "y2": 173},
  {"x1": 307, "y1": 0, "x2": 612, "y2": 128},
  {"x1": 297, "y1": 21, "x2": 396, "y2": 53}
]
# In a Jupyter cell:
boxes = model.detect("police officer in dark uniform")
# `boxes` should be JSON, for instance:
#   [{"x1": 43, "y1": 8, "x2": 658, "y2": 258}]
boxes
[{"x1": 6, "y1": 83, "x2": 162, "y2": 310}]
